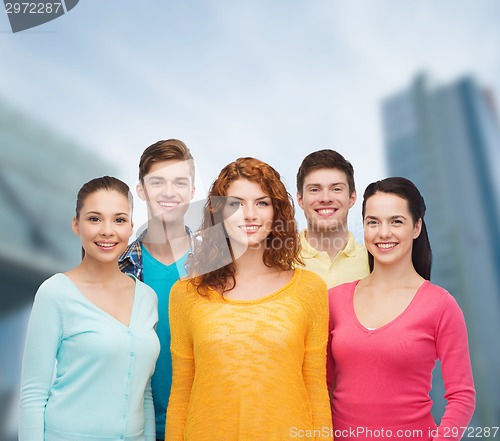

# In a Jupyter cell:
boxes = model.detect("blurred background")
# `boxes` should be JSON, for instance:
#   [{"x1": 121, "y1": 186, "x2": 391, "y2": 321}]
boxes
[{"x1": 1, "y1": 1, "x2": 499, "y2": 439}]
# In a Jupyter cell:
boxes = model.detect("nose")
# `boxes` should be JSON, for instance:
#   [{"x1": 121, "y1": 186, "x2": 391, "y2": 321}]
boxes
[
  {"x1": 162, "y1": 182, "x2": 176, "y2": 197},
  {"x1": 318, "y1": 188, "x2": 333, "y2": 203},
  {"x1": 242, "y1": 204, "x2": 257, "y2": 220},
  {"x1": 378, "y1": 222, "x2": 392, "y2": 238},
  {"x1": 100, "y1": 220, "x2": 114, "y2": 236}
]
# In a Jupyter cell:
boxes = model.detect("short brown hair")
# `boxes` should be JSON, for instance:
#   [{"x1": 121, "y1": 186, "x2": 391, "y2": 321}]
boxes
[
  {"x1": 296, "y1": 149, "x2": 355, "y2": 196},
  {"x1": 138, "y1": 139, "x2": 194, "y2": 182}
]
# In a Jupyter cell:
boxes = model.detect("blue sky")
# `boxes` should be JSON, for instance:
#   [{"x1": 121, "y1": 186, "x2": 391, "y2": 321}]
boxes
[{"x1": 1, "y1": 0, "x2": 499, "y2": 236}]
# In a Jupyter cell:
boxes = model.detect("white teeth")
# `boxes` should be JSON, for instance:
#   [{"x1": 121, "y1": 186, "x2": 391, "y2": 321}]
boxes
[
  {"x1": 317, "y1": 209, "x2": 335, "y2": 214},
  {"x1": 377, "y1": 243, "x2": 396, "y2": 249},
  {"x1": 96, "y1": 242, "x2": 116, "y2": 248},
  {"x1": 240, "y1": 226, "x2": 259, "y2": 232},
  {"x1": 159, "y1": 202, "x2": 178, "y2": 207}
]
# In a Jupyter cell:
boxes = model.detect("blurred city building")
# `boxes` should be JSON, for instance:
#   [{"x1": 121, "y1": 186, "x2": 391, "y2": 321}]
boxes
[
  {"x1": 382, "y1": 73, "x2": 500, "y2": 427},
  {"x1": 0, "y1": 98, "x2": 115, "y2": 440}
]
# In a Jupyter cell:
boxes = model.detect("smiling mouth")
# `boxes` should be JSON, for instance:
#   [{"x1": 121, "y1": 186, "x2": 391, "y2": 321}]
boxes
[
  {"x1": 376, "y1": 243, "x2": 397, "y2": 249},
  {"x1": 315, "y1": 208, "x2": 337, "y2": 216},
  {"x1": 95, "y1": 242, "x2": 118, "y2": 249},
  {"x1": 239, "y1": 225, "x2": 260, "y2": 232},
  {"x1": 158, "y1": 201, "x2": 180, "y2": 208}
]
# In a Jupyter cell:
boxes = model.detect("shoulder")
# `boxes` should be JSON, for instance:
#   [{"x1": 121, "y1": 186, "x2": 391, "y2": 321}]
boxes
[
  {"x1": 30, "y1": 274, "x2": 71, "y2": 315},
  {"x1": 170, "y1": 278, "x2": 200, "y2": 304},
  {"x1": 292, "y1": 269, "x2": 329, "y2": 310},
  {"x1": 422, "y1": 281, "x2": 464, "y2": 316},
  {"x1": 294, "y1": 268, "x2": 328, "y2": 292},
  {"x1": 119, "y1": 235, "x2": 143, "y2": 263},
  {"x1": 35, "y1": 273, "x2": 69, "y2": 299},
  {"x1": 298, "y1": 229, "x2": 318, "y2": 258},
  {"x1": 328, "y1": 280, "x2": 358, "y2": 302},
  {"x1": 133, "y1": 277, "x2": 157, "y2": 300}
]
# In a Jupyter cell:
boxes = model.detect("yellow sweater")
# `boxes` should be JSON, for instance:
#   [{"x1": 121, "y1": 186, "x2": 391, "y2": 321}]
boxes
[{"x1": 166, "y1": 268, "x2": 333, "y2": 441}]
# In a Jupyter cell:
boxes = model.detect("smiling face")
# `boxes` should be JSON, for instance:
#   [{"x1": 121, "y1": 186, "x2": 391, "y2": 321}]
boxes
[
  {"x1": 72, "y1": 189, "x2": 133, "y2": 264},
  {"x1": 363, "y1": 192, "x2": 422, "y2": 269},
  {"x1": 137, "y1": 159, "x2": 195, "y2": 225},
  {"x1": 222, "y1": 179, "x2": 274, "y2": 251},
  {"x1": 297, "y1": 167, "x2": 356, "y2": 232}
]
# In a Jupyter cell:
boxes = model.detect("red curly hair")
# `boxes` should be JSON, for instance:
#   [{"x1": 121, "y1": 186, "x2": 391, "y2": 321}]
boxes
[{"x1": 187, "y1": 157, "x2": 302, "y2": 296}]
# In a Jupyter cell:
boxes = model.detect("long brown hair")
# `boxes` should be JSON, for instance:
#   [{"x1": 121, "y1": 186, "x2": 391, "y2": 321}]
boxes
[{"x1": 188, "y1": 157, "x2": 302, "y2": 296}]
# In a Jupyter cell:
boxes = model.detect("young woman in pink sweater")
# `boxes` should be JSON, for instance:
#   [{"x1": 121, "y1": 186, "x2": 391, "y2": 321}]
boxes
[{"x1": 327, "y1": 177, "x2": 475, "y2": 441}]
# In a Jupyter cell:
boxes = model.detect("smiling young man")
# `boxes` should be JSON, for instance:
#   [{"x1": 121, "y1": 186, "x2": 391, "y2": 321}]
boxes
[
  {"x1": 119, "y1": 139, "x2": 195, "y2": 441},
  {"x1": 296, "y1": 149, "x2": 369, "y2": 288}
]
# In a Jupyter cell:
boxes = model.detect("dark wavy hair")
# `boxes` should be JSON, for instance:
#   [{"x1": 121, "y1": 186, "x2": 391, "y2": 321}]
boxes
[
  {"x1": 188, "y1": 157, "x2": 302, "y2": 296},
  {"x1": 362, "y1": 177, "x2": 432, "y2": 280}
]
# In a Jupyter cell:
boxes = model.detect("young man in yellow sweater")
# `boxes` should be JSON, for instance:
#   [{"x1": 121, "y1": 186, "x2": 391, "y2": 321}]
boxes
[{"x1": 296, "y1": 149, "x2": 369, "y2": 288}]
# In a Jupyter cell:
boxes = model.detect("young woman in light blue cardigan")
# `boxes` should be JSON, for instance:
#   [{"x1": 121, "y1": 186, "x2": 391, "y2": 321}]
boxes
[{"x1": 19, "y1": 176, "x2": 160, "y2": 441}]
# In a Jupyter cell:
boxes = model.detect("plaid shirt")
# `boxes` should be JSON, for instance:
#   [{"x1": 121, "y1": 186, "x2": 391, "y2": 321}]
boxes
[{"x1": 118, "y1": 227, "x2": 194, "y2": 281}]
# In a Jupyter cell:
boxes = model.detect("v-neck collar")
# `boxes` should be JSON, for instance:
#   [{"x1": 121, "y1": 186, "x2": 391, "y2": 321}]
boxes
[
  {"x1": 60, "y1": 273, "x2": 138, "y2": 329},
  {"x1": 351, "y1": 279, "x2": 429, "y2": 335}
]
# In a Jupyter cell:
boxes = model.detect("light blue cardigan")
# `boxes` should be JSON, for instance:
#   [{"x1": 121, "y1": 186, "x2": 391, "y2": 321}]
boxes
[{"x1": 19, "y1": 273, "x2": 160, "y2": 441}]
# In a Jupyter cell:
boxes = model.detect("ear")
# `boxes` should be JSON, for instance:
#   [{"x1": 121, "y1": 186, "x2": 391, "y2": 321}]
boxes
[
  {"x1": 413, "y1": 218, "x2": 423, "y2": 239},
  {"x1": 297, "y1": 191, "x2": 304, "y2": 210},
  {"x1": 190, "y1": 184, "x2": 196, "y2": 200},
  {"x1": 72, "y1": 217, "x2": 80, "y2": 237},
  {"x1": 349, "y1": 190, "x2": 357, "y2": 209},
  {"x1": 136, "y1": 182, "x2": 147, "y2": 201}
]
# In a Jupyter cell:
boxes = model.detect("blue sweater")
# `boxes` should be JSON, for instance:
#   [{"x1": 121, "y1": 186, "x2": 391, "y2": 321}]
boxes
[{"x1": 19, "y1": 273, "x2": 160, "y2": 441}]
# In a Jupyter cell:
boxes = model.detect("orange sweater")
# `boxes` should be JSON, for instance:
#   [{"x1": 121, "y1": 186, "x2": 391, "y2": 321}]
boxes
[{"x1": 166, "y1": 268, "x2": 333, "y2": 441}]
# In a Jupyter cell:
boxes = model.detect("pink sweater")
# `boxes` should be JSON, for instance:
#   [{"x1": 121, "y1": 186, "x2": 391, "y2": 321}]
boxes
[{"x1": 327, "y1": 280, "x2": 475, "y2": 441}]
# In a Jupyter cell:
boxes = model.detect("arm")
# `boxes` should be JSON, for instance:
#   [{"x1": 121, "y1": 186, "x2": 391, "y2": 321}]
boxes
[
  {"x1": 434, "y1": 294, "x2": 476, "y2": 441},
  {"x1": 143, "y1": 378, "x2": 155, "y2": 441},
  {"x1": 165, "y1": 282, "x2": 195, "y2": 441},
  {"x1": 302, "y1": 278, "x2": 333, "y2": 441},
  {"x1": 326, "y1": 288, "x2": 335, "y2": 404},
  {"x1": 19, "y1": 278, "x2": 63, "y2": 441}
]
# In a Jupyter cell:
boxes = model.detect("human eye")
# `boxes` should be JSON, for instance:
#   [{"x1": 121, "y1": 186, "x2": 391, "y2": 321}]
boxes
[
  {"x1": 365, "y1": 219, "x2": 377, "y2": 226},
  {"x1": 115, "y1": 217, "x2": 127, "y2": 224},
  {"x1": 88, "y1": 216, "x2": 100, "y2": 223},
  {"x1": 227, "y1": 199, "x2": 242, "y2": 208},
  {"x1": 257, "y1": 200, "x2": 270, "y2": 207},
  {"x1": 309, "y1": 187, "x2": 319, "y2": 193}
]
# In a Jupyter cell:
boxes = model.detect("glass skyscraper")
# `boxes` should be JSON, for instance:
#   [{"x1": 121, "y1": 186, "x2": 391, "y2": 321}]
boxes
[{"x1": 382, "y1": 74, "x2": 500, "y2": 427}]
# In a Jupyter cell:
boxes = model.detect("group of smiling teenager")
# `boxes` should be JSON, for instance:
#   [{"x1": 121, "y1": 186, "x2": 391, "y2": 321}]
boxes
[{"x1": 19, "y1": 140, "x2": 475, "y2": 441}]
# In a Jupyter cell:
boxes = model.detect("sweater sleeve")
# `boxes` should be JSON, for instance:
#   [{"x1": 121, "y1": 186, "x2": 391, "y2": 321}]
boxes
[
  {"x1": 434, "y1": 294, "x2": 476, "y2": 441},
  {"x1": 19, "y1": 278, "x2": 63, "y2": 441},
  {"x1": 302, "y1": 275, "x2": 333, "y2": 440},
  {"x1": 165, "y1": 281, "x2": 195, "y2": 441}
]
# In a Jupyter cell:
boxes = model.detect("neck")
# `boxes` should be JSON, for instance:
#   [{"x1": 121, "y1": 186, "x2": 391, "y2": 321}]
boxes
[
  {"x1": 145, "y1": 216, "x2": 186, "y2": 243},
  {"x1": 144, "y1": 218, "x2": 189, "y2": 262},
  {"x1": 305, "y1": 223, "x2": 350, "y2": 259},
  {"x1": 232, "y1": 245, "x2": 272, "y2": 278},
  {"x1": 368, "y1": 259, "x2": 423, "y2": 288},
  {"x1": 73, "y1": 258, "x2": 123, "y2": 283}
]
